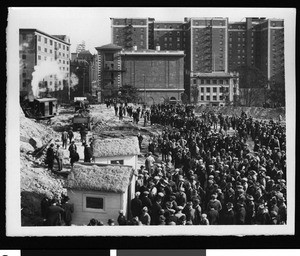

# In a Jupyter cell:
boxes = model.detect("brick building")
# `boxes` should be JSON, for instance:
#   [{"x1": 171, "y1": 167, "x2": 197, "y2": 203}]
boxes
[
  {"x1": 228, "y1": 18, "x2": 284, "y2": 86},
  {"x1": 111, "y1": 18, "x2": 154, "y2": 50},
  {"x1": 19, "y1": 29, "x2": 71, "y2": 101},
  {"x1": 109, "y1": 16, "x2": 284, "y2": 105},
  {"x1": 95, "y1": 44, "x2": 184, "y2": 104}
]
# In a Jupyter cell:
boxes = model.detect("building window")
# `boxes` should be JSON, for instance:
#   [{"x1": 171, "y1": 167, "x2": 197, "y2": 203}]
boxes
[
  {"x1": 83, "y1": 194, "x2": 105, "y2": 212},
  {"x1": 50, "y1": 49, "x2": 52, "y2": 54},
  {"x1": 201, "y1": 79, "x2": 205, "y2": 84},
  {"x1": 50, "y1": 40, "x2": 53, "y2": 45},
  {"x1": 213, "y1": 87, "x2": 217, "y2": 92},
  {"x1": 58, "y1": 43, "x2": 61, "y2": 48},
  {"x1": 229, "y1": 44, "x2": 232, "y2": 48},
  {"x1": 44, "y1": 56, "x2": 47, "y2": 60},
  {"x1": 63, "y1": 45, "x2": 65, "y2": 50},
  {"x1": 38, "y1": 46, "x2": 41, "y2": 51},
  {"x1": 38, "y1": 55, "x2": 41, "y2": 60},
  {"x1": 206, "y1": 87, "x2": 210, "y2": 92},
  {"x1": 44, "y1": 48, "x2": 47, "y2": 52},
  {"x1": 206, "y1": 79, "x2": 211, "y2": 85},
  {"x1": 44, "y1": 38, "x2": 47, "y2": 44},
  {"x1": 164, "y1": 37, "x2": 167, "y2": 42},
  {"x1": 206, "y1": 95, "x2": 210, "y2": 101},
  {"x1": 38, "y1": 35, "x2": 41, "y2": 41},
  {"x1": 22, "y1": 54, "x2": 26, "y2": 59},
  {"x1": 213, "y1": 96, "x2": 217, "y2": 101},
  {"x1": 193, "y1": 79, "x2": 197, "y2": 85},
  {"x1": 110, "y1": 160, "x2": 124, "y2": 164},
  {"x1": 213, "y1": 80, "x2": 217, "y2": 84},
  {"x1": 105, "y1": 53, "x2": 114, "y2": 61},
  {"x1": 201, "y1": 96, "x2": 204, "y2": 100}
]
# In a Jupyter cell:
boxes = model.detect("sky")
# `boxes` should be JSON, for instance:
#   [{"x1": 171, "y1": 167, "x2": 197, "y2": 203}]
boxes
[{"x1": 8, "y1": 7, "x2": 292, "y2": 54}]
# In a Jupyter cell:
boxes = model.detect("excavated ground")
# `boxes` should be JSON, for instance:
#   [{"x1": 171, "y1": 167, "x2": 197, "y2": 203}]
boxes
[{"x1": 19, "y1": 104, "x2": 286, "y2": 226}]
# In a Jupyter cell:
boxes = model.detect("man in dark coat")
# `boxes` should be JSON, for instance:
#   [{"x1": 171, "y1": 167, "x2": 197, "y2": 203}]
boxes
[
  {"x1": 61, "y1": 196, "x2": 74, "y2": 226},
  {"x1": 131, "y1": 192, "x2": 143, "y2": 218},
  {"x1": 183, "y1": 201, "x2": 196, "y2": 224},
  {"x1": 45, "y1": 199, "x2": 65, "y2": 226},
  {"x1": 235, "y1": 201, "x2": 246, "y2": 225},
  {"x1": 46, "y1": 144, "x2": 55, "y2": 171},
  {"x1": 84, "y1": 143, "x2": 93, "y2": 162},
  {"x1": 221, "y1": 202, "x2": 235, "y2": 225},
  {"x1": 207, "y1": 205, "x2": 219, "y2": 225},
  {"x1": 141, "y1": 191, "x2": 153, "y2": 214},
  {"x1": 150, "y1": 195, "x2": 163, "y2": 225},
  {"x1": 117, "y1": 210, "x2": 127, "y2": 225}
]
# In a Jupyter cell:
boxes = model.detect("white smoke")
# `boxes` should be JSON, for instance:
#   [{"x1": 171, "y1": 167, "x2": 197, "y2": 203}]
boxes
[
  {"x1": 70, "y1": 72, "x2": 79, "y2": 89},
  {"x1": 31, "y1": 60, "x2": 66, "y2": 98}
]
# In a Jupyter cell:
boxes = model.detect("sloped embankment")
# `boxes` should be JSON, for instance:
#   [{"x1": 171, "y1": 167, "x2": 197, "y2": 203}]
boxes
[{"x1": 20, "y1": 113, "x2": 66, "y2": 226}]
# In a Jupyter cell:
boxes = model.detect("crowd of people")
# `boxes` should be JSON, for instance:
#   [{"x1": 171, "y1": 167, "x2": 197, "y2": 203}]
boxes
[
  {"x1": 43, "y1": 102, "x2": 287, "y2": 226},
  {"x1": 126, "y1": 103, "x2": 287, "y2": 225}
]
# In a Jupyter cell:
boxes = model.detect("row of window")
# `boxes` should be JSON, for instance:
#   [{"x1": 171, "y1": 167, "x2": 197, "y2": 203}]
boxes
[
  {"x1": 37, "y1": 45, "x2": 69, "y2": 58},
  {"x1": 199, "y1": 95, "x2": 223, "y2": 101},
  {"x1": 193, "y1": 79, "x2": 229, "y2": 85},
  {"x1": 37, "y1": 35, "x2": 69, "y2": 51}
]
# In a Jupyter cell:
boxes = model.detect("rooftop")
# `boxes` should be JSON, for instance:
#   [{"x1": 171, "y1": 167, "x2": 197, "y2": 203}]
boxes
[
  {"x1": 120, "y1": 49, "x2": 185, "y2": 56},
  {"x1": 92, "y1": 136, "x2": 140, "y2": 158},
  {"x1": 19, "y1": 29, "x2": 71, "y2": 45},
  {"x1": 95, "y1": 43, "x2": 122, "y2": 51},
  {"x1": 65, "y1": 163, "x2": 134, "y2": 193}
]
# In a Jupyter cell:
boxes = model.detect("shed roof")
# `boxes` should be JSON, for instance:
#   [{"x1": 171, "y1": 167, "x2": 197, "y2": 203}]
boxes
[
  {"x1": 92, "y1": 136, "x2": 140, "y2": 158},
  {"x1": 65, "y1": 163, "x2": 134, "y2": 193}
]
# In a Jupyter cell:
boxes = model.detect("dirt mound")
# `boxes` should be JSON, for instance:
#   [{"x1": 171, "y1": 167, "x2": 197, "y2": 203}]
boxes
[
  {"x1": 20, "y1": 115, "x2": 66, "y2": 226},
  {"x1": 195, "y1": 105, "x2": 286, "y2": 121}
]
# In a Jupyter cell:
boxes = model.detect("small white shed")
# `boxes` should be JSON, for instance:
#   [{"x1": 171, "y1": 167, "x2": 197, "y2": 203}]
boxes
[
  {"x1": 91, "y1": 136, "x2": 140, "y2": 171},
  {"x1": 65, "y1": 163, "x2": 134, "y2": 225}
]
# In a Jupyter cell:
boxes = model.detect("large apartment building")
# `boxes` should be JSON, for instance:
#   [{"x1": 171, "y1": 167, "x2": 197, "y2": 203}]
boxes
[
  {"x1": 228, "y1": 18, "x2": 284, "y2": 85},
  {"x1": 19, "y1": 29, "x2": 71, "y2": 100},
  {"x1": 109, "y1": 17, "x2": 284, "y2": 104}
]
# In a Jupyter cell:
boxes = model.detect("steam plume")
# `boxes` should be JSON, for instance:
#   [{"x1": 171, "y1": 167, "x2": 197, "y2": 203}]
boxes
[{"x1": 31, "y1": 60, "x2": 66, "y2": 98}]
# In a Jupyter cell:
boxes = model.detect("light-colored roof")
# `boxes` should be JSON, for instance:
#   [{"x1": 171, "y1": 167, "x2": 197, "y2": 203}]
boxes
[
  {"x1": 66, "y1": 163, "x2": 134, "y2": 193},
  {"x1": 92, "y1": 136, "x2": 140, "y2": 158},
  {"x1": 95, "y1": 44, "x2": 122, "y2": 51}
]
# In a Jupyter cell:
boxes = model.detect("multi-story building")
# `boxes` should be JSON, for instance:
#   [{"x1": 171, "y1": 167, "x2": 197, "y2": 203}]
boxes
[
  {"x1": 109, "y1": 16, "x2": 284, "y2": 105},
  {"x1": 111, "y1": 18, "x2": 153, "y2": 50},
  {"x1": 19, "y1": 29, "x2": 71, "y2": 101},
  {"x1": 152, "y1": 21, "x2": 185, "y2": 50},
  {"x1": 95, "y1": 44, "x2": 185, "y2": 104},
  {"x1": 190, "y1": 72, "x2": 239, "y2": 106},
  {"x1": 228, "y1": 18, "x2": 284, "y2": 86}
]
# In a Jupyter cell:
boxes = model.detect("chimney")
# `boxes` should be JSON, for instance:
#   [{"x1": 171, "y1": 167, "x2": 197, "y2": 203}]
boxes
[
  {"x1": 156, "y1": 45, "x2": 160, "y2": 51},
  {"x1": 133, "y1": 45, "x2": 137, "y2": 51}
]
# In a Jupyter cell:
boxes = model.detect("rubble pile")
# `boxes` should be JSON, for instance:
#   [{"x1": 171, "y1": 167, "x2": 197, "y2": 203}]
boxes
[
  {"x1": 195, "y1": 105, "x2": 286, "y2": 121},
  {"x1": 20, "y1": 113, "x2": 66, "y2": 226}
]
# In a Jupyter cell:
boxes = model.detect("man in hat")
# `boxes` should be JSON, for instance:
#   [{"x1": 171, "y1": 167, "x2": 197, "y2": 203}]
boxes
[
  {"x1": 245, "y1": 195, "x2": 256, "y2": 224},
  {"x1": 61, "y1": 129, "x2": 68, "y2": 149},
  {"x1": 175, "y1": 205, "x2": 186, "y2": 222},
  {"x1": 45, "y1": 198, "x2": 65, "y2": 226},
  {"x1": 221, "y1": 202, "x2": 235, "y2": 225},
  {"x1": 207, "y1": 205, "x2": 219, "y2": 225},
  {"x1": 68, "y1": 127, "x2": 74, "y2": 144},
  {"x1": 150, "y1": 194, "x2": 163, "y2": 225},
  {"x1": 46, "y1": 143, "x2": 55, "y2": 171},
  {"x1": 55, "y1": 145, "x2": 64, "y2": 171},
  {"x1": 200, "y1": 213, "x2": 209, "y2": 225},
  {"x1": 61, "y1": 196, "x2": 74, "y2": 226},
  {"x1": 117, "y1": 210, "x2": 127, "y2": 226},
  {"x1": 177, "y1": 187, "x2": 187, "y2": 207},
  {"x1": 207, "y1": 193, "x2": 222, "y2": 213},
  {"x1": 183, "y1": 201, "x2": 196, "y2": 224},
  {"x1": 140, "y1": 206, "x2": 151, "y2": 225},
  {"x1": 131, "y1": 192, "x2": 143, "y2": 218},
  {"x1": 141, "y1": 190, "x2": 153, "y2": 213},
  {"x1": 235, "y1": 199, "x2": 246, "y2": 225}
]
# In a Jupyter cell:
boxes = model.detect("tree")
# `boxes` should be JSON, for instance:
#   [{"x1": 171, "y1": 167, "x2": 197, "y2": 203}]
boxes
[
  {"x1": 236, "y1": 65, "x2": 269, "y2": 107},
  {"x1": 191, "y1": 86, "x2": 199, "y2": 104},
  {"x1": 117, "y1": 84, "x2": 139, "y2": 103}
]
